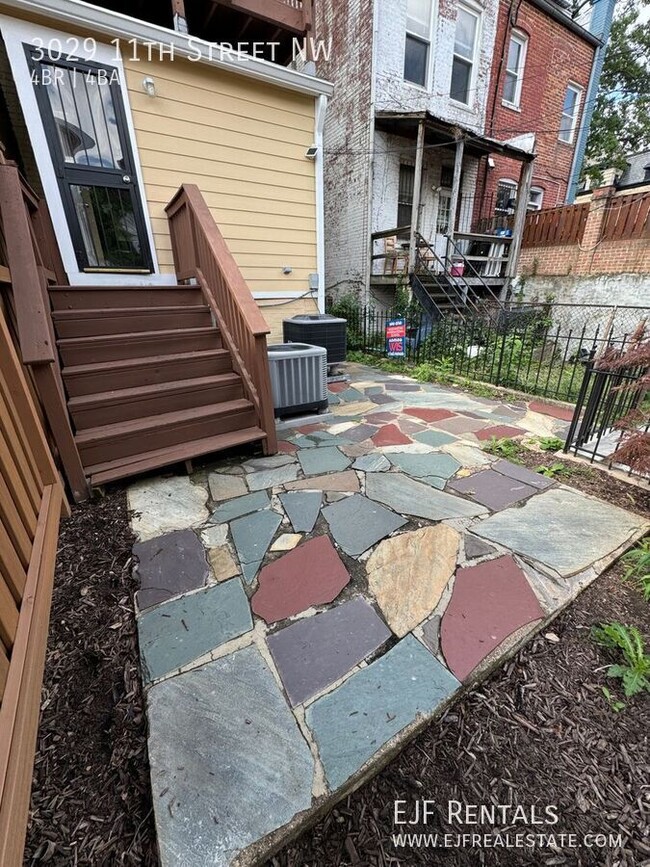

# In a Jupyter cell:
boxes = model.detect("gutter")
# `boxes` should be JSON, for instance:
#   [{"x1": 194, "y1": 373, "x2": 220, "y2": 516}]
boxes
[
  {"x1": 0, "y1": 0, "x2": 334, "y2": 97},
  {"x1": 527, "y1": 0, "x2": 602, "y2": 46}
]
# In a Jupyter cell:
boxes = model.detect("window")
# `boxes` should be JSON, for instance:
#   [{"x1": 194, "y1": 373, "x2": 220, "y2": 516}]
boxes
[
  {"x1": 502, "y1": 31, "x2": 527, "y2": 108},
  {"x1": 397, "y1": 163, "x2": 415, "y2": 236},
  {"x1": 404, "y1": 0, "x2": 433, "y2": 87},
  {"x1": 495, "y1": 179, "x2": 517, "y2": 213},
  {"x1": 528, "y1": 187, "x2": 544, "y2": 211},
  {"x1": 559, "y1": 84, "x2": 582, "y2": 143},
  {"x1": 450, "y1": 5, "x2": 480, "y2": 104}
]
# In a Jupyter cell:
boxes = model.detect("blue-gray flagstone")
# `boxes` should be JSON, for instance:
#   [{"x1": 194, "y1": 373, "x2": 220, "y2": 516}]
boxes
[
  {"x1": 322, "y1": 494, "x2": 407, "y2": 557},
  {"x1": 230, "y1": 509, "x2": 282, "y2": 584},
  {"x1": 386, "y1": 452, "x2": 460, "y2": 480},
  {"x1": 306, "y1": 635, "x2": 459, "y2": 789},
  {"x1": 267, "y1": 597, "x2": 391, "y2": 705},
  {"x1": 352, "y1": 453, "x2": 391, "y2": 473},
  {"x1": 413, "y1": 429, "x2": 457, "y2": 448},
  {"x1": 298, "y1": 446, "x2": 352, "y2": 475},
  {"x1": 279, "y1": 491, "x2": 322, "y2": 532},
  {"x1": 211, "y1": 490, "x2": 269, "y2": 523},
  {"x1": 474, "y1": 486, "x2": 648, "y2": 577},
  {"x1": 147, "y1": 645, "x2": 313, "y2": 867},
  {"x1": 246, "y1": 464, "x2": 299, "y2": 491},
  {"x1": 138, "y1": 579, "x2": 252, "y2": 683},
  {"x1": 365, "y1": 472, "x2": 488, "y2": 520}
]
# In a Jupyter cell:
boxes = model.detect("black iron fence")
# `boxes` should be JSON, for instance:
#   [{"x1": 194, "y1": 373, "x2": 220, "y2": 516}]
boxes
[
  {"x1": 328, "y1": 300, "x2": 650, "y2": 404},
  {"x1": 564, "y1": 361, "x2": 649, "y2": 478}
]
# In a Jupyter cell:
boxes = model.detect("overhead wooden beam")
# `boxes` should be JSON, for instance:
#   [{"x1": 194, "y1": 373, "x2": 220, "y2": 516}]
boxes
[
  {"x1": 171, "y1": 0, "x2": 188, "y2": 33},
  {"x1": 218, "y1": 0, "x2": 305, "y2": 34}
]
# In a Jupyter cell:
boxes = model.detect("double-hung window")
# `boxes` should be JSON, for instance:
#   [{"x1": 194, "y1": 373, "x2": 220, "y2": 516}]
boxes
[
  {"x1": 404, "y1": 0, "x2": 433, "y2": 87},
  {"x1": 502, "y1": 31, "x2": 527, "y2": 108},
  {"x1": 559, "y1": 84, "x2": 582, "y2": 143},
  {"x1": 450, "y1": 4, "x2": 480, "y2": 104}
]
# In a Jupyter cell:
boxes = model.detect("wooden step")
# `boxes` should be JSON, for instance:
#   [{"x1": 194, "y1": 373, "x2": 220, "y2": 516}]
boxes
[
  {"x1": 52, "y1": 306, "x2": 212, "y2": 338},
  {"x1": 69, "y1": 373, "x2": 245, "y2": 429},
  {"x1": 87, "y1": 426, "x2": 267, "y2": 487},
  {"x1": 62, "y1": 349, "x2": 233, "y2": 396},
  {"x1": 49, "y1": 285, "x2": 203, "y2": 310},
  {"x1": 58, "y1": 326, "x2": 220, "y2": 365},
  {"x1": 76, "y1": 399, "x2": 258, "y2": 467}
]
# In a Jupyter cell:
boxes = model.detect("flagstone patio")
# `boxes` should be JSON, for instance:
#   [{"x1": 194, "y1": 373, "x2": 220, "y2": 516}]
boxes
[{"x1": 127, "y1": 364, "x2": 649, "y2": 867}]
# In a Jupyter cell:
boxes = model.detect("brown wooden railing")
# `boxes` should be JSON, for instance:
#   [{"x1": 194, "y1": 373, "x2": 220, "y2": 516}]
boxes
[
  {"x1": 602, "y1": 191, "x2": 650, "y2": 241},
  {"x1": 522, "y1": 202, "x2": 589, "y2": 249},
  {"x1": 165, "y1": 184, "x2": 278, "y2": 454},
  {"x1": 0, "y1": 157, "x2": 88, "y2": 502},
  {"x1": 0, "y1": 296, "x2": 67, "y2": 866}
]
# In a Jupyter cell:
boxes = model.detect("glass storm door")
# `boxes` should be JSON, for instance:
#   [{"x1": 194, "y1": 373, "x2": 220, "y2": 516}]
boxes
[{"x1": 27, "y1": 49, "x2": 153, "y2": 273}]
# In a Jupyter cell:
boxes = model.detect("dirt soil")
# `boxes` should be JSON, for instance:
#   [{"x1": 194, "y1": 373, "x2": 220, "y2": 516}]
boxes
[
  {"x1": 24, "y1": 462, "x2": 649, "y2": 867},
  {"x1": 24, "y1": 491, "x2": 159, "y2": 866}
]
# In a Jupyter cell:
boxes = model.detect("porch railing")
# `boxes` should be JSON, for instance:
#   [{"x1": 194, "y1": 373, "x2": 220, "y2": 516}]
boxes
[
  {"x1": 165, "y1": 184, "x2": 277, "y2": 455},
  {"x1": 0, "y1": 157, "x2": 88, "y2": 502}
]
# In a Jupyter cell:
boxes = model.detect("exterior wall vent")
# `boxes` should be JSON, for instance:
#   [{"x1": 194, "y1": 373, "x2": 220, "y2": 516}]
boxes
[{"x1": 267, "y1": 343, "x2": 328, "y2": 417}]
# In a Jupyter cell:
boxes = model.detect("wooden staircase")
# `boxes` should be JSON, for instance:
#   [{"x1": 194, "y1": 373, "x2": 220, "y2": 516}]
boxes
[{"x1": 49, "y1": 284, "x2": 268, "y2": 487}]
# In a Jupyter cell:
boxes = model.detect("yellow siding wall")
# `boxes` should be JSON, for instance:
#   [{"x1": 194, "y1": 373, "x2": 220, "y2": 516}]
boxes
[{"x1": 123, "y1": 52, "x2": 319, "y2": 331}]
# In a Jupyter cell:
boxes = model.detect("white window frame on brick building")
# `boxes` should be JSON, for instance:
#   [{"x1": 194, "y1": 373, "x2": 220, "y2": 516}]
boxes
[
  {"x1": 404, "y1": 0, "x2": 435, "y2": 88},
  {"x1": 528, "y1": 186, "x2": 544, "y2": 210},
  {"x1": 450, "y1": 2, "x2": 481, "y2": 105},
  {"x1": 559, "y1": 83, "x2": 583, "y2": 144},
  {"x1": 502, "y1": 30, "x2": 527, "y2": 109}
]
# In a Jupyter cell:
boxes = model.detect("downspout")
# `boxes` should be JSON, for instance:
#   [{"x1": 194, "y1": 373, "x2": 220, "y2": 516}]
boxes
[
  {"x1": 315, "y1": 93, "x2": 327, "y2": 312},
  {"x1": 566, "y1": 0, "x2": 614, "y2": 202}
]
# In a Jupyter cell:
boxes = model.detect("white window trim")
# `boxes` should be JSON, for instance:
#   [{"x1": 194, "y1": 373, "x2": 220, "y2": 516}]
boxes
[
  {"x1": 404, "y1": 0, "x2": 436, "y2": 90},
  {"x1": 558, "y1": 83, "x2": 583, "y2": 145},
  {"x1": 0, "y1": 15, "x2": 169, "y2": 286},
  {"x1": 502, "y1": 30, "x2": 527, "y2": 110},
  {"x1": 528, "y1": 186, "x2": 544, "y2": 211},
  {"x1": 449, "y1": 1, "x2": 482, "y2": 108}
]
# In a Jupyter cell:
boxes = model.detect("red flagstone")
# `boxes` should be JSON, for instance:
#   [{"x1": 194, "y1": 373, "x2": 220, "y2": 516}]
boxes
[
  {"x1": 251, "y1": 536, "x2": 351, "y2": 623},
  {"x1": 328, "y1": 381, "x2": 349, "y2": 394},
  {"x1": 278, "y1": 440, "x2": 298, "y2": 454},
  {"x1": 296, "y1": 423, "x2": 327, "y2": 434},
  {"x1": 403, "y1": 407, "x2": 456, "y2": 422},
  {"x1": 529, "y1": 400, "x2": 574, "y2": 422},
  {"x1": 475, "y1": 424, "x2": 525, "y2": 441},
  {"x1": 440, "y1": 555, "x2": 544, "y2": 681},
  {"x1": 371, "y1": 424, "x2": 412, "y2": 446}
]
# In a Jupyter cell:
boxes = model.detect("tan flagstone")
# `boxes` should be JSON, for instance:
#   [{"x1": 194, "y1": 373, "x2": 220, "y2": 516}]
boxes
[
  {"x1": 271, "y1": 533, "x2": 302, "y2": 552},
  {"x1": 366, "y1": 525, "x2": 460, "y2": 637},
  {"x1": 331, "y1": 400, "x2": 376, "y2": 416},
  {"x1": 208, "y1": 546, "x2": 239, "y2": 582},
  {"x1": 284, "y1": 470, "x2": 360, "y2": 493}
]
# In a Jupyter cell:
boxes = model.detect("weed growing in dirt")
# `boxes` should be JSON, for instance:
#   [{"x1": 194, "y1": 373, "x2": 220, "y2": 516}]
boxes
[
  {"x1": 538, "y1": 436, "x2": 565, "y2": 452},
  {"x1": 535, "y1": 462, "x2": 572, "y2": 479},
  {"x1": 621, "y1": 537, "x2": 650, "y2": 602},
  {"x1": 592, "y1": 622, "x2": 650, "y2": 698},
  {"x1": 482, "y1": 436, "x2": 524, "y2": 462}
]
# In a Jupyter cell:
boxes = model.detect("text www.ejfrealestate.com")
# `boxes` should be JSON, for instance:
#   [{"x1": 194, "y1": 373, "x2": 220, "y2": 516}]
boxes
[{"x1": 392, "y1": 831, "x2": 624, "y2": 850}]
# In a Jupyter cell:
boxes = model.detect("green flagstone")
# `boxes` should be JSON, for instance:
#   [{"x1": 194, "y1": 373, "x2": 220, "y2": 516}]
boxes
[
  {"x1": 386, "y1": 452, "x2": 460, "y2": 480},
  {"x1": 322, "y1": 494, "x2": 406, "y2": 557},
  {"x1": 279, "y1": 491, "x2": 322, "y2": 532},
  {"x1": 298, "y1": 446, "x2": 351, "y2": 475},
  {"x1": 306, "y1": 635, "x2": 459, "y2": 789},
  {"x1": 366, "y1": 473, "x2": 488, "y2": 520},
  {"x1": 138, "y1": 579, "x2": 252, "y2": 683},
  {"x1": 413, "y1": 429, "x2": 457, "y2": 448}
]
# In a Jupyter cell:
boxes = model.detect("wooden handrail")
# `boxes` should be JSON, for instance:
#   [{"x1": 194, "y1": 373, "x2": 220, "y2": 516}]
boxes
[{"x1": 165, "y1": 184, "x2": 278, "y2": 455}]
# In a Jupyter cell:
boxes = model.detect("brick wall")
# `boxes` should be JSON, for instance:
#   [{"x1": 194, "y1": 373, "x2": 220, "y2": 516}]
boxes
[
  {"x1": 476, "y1": 0, "x2": 596, "y2": 214},
  {"x1": 309, "y1": 0, "x2": 375, "y2": 301},
  {"x1": 518, "y1": 187, "x2": 650, "y2": 276}
]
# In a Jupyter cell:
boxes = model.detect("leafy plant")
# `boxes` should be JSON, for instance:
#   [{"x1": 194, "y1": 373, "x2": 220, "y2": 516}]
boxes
[
  {"x1": 621, "y1": 537, "x2": 650, "y2": 602},
  {"x1": 538, "y1": 436, "x2": 565, "y2": 452},
  {"x1": 482, "y1": 436, "x2": 524, "y2": 462},
  {"x1": 535, "y1": 462, "x2": 571, "y2": 478},
  {"x1": 592, "y1": 622, "x2": 650, "y2": 698},
  {"x1": 601, "y1": 686, "x2": 626, "y2": 713}
]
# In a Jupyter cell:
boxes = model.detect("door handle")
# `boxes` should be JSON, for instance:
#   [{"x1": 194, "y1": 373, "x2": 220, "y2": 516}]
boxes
[{"x1": 122, "y1": 175, "x2": 131, "y2": 183}]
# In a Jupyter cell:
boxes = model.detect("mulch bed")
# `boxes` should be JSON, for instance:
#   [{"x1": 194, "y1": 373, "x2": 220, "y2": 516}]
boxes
[
  {"x1": 23, "y1": 456, "x2": 650, "y2": 867},
  {"x1": 24, "y1": 490, "x2": 159, "y2": 866}
]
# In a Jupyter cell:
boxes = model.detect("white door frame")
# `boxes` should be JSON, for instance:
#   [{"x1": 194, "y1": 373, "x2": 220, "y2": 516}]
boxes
[{"x1": 0, "y1": 16, "x2": 174, "y2": 285}]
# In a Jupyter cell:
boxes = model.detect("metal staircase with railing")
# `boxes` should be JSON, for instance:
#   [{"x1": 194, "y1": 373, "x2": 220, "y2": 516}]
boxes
[{"x1": 411, "y1": 233, "x2": 506, "y2": 323}]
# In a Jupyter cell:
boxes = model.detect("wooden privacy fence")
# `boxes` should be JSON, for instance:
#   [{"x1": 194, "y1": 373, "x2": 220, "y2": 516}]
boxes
[
  {"x1": 522, "y1": 202, "x2": 589, "y2": 249},
  {"x1": 602, "y1": 192, "x2": 650, "y2": 241},
  {"x1": 0, "y1": 300, "x2": 67, "y2": 864}
]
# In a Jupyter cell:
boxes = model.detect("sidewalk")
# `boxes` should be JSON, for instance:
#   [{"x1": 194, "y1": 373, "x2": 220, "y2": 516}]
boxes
[{"x1": 126, "y1": 365, "x2": 647, "y2": 867}]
